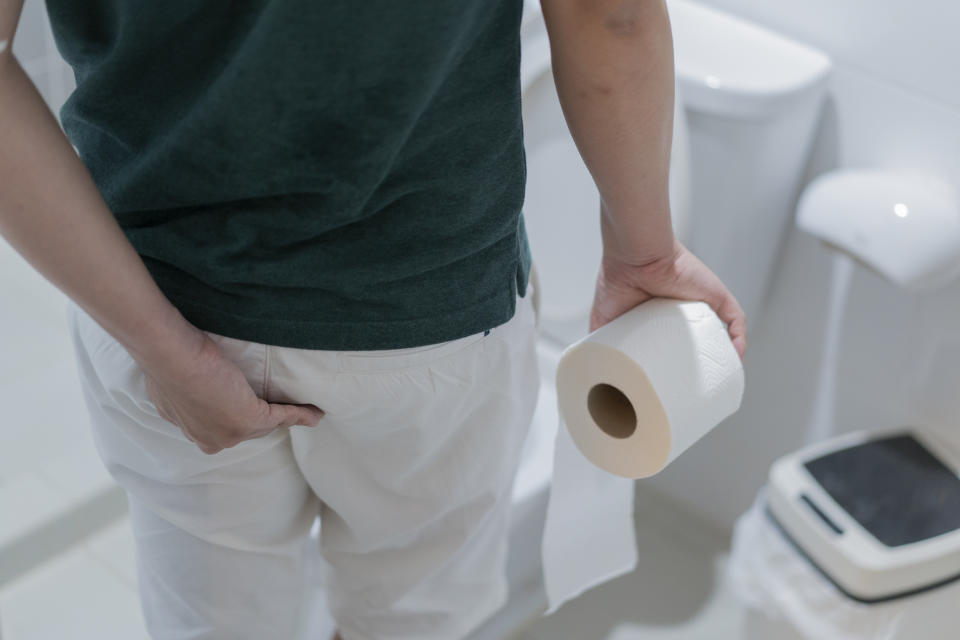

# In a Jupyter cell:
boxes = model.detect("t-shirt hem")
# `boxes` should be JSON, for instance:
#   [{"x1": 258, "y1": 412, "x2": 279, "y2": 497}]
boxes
[
  {"x1": 160, "y1": 284, "x2": 521, "y2": 351},
  {"x1": 150, "y1": 218, "x2": 532, "y2": 351}
]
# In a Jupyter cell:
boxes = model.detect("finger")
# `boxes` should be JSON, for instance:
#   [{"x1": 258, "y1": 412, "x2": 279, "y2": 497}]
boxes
[
  {"x1": 182, "y1": 427, "x2": 223, "y2": 453},
  {"x1": 715, "y1": 291, "x2": 747, "y2": 361},
  {"x1": 241, "y1": 402, "x2": 322, "y2": 444},
  {"x1": 197, "y1": 442, "x2": 222, "y2": 455},
  {"x1": 265, "y1": 402, "x2": 325, "y2": 430},
  {"x1": 292, "y1": 402, "x2": 325, "y2": 420},
  {"x1": 173, "y1": 419, "x2": 200, "y2": 445},
  {"x1": 157, "y1": 406, "x2": 177, "y2": 426}
]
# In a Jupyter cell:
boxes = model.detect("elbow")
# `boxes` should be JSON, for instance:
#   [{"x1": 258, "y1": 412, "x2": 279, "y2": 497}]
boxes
[
  {"x1": 602, "y1": 0, "x2": 669, "y2": 41},
  {"x1": 603, "y1": 1, "x2": 645, "y2": 39},
  {"x1": 549, "y1": 0, "x2": 669, "y2": 40}
]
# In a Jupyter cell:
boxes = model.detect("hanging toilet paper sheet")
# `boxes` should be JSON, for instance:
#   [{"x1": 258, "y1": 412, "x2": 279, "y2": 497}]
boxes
[{"x1": 542, "y1": 298, "x2": 745, "y2": 613}]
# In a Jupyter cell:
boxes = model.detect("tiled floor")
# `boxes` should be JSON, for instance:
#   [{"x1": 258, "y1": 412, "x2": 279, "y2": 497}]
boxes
[
  {"x1": 514, "y1": 491, "x2": 745, "y2": 640},
  {"x1": 0, "y1": 238, "x2": 126, "y2": 588},
  {"x1": 0, "y1": 518, "x2": 148, "y2": 640},
  {"x1": 0, "y1": 236, "x2": 96, "y2": 485},
  {"x1": 0, "y1": 493, "x2": 746, "y2": 640}
]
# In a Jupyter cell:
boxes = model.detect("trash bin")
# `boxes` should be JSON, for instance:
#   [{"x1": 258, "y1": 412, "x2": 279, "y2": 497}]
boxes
[{"x1": 727, "y1": 490, "x2": 960, "y2": 640}]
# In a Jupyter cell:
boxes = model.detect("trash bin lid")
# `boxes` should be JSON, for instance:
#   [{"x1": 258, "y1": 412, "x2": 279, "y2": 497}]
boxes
[{"x1": 766, "y1": 427, "x2": 960, "y2": 602}]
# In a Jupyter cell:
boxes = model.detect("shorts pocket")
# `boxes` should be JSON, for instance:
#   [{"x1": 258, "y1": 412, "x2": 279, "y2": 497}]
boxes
[{"x1": 66, "y1": 299, "x2": 166, "y2": 425}]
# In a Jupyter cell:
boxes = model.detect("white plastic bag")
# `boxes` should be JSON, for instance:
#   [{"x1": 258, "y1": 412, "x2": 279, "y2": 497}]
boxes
[{"x1": 725, "y1": 491, "x2": 960, "y2": 640}]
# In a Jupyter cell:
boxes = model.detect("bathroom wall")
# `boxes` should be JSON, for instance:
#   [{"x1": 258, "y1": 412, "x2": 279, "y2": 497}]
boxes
[
  {"x1": 11, "y1": 0, "x2": 75, "y2": 114},
  {"x1": 648, "y1": 0, "x2": 960, "y2": 531}
]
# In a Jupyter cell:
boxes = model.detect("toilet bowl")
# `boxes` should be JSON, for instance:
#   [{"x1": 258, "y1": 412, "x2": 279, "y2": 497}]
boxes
[{"x1": 520, "y1": 0, "x2": 832, "y2": 338}]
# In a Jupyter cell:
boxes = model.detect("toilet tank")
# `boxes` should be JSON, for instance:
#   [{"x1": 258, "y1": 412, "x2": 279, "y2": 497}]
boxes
[{"x1": 668, "y1": 0, "x2": 832, "y2": 326}]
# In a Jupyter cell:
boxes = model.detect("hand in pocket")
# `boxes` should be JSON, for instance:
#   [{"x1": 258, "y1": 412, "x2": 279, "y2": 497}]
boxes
[{"x1": 142, "y1": 332, "x2": 325, "y2": 454}]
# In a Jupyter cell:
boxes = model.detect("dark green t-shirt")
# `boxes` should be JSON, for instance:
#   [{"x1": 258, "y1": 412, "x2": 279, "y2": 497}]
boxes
[{"x1": 46, "y1": 0, "x2": 531, "y2": 349}]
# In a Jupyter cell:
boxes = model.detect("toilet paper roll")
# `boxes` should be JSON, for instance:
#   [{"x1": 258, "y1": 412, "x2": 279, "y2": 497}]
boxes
[
  {"x1": 542, "y1": 298, "x2": 744, "y2": 613},
  {"x1": 557, "y1": 298, "x2": 745, "y2": 479},
  {"x1": 542, "y1": 414, "x2": 639, "y2": 613}
]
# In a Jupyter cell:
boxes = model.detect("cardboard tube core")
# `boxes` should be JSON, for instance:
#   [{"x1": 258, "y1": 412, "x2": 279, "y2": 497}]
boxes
[{"x1": 587, "y1": 383, "x2": 637, "y2": 439}]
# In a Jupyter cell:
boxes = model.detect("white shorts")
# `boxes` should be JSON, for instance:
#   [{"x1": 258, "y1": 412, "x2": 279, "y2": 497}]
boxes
[{"x1": 65, "y1": 289, "x2": 539, "y2": 640}]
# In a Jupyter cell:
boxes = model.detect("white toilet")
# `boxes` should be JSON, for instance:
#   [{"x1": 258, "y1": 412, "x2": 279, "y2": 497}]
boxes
[{"x1": 520, "y1": 0, "x2": 832, "y2": 342}]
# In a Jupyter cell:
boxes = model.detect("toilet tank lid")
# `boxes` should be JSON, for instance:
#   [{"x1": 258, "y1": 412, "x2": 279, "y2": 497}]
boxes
[{"x1": 668, "y1": 0, "x2": 832, "y2": 119}]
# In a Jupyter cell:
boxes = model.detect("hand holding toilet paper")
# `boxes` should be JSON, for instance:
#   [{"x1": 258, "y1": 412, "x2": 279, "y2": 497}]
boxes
[{"x1": 542, "y1": 298, "x2": 745, "y2": 613}]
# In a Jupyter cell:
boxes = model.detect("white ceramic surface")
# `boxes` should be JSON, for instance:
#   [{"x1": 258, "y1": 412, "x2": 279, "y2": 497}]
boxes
[
  {"x1": 797, "y1": 169, "x2": 960, "y2": 290},
  {"x1": 668, "y1": 0, "x2": 832, "y2": 119},
  {"x1": 700, "y1": 0, "x2": 960, "y2": 111}
]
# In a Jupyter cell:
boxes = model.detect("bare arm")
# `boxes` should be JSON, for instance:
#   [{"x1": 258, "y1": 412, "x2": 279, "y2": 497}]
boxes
[
  {"x1": 541, "y1": 0, "x2": 746, "y2": 356},
  {"x1": 0, "y1": 2, "x2": 322, "y2": 452},
  {"x1": 542, "y1": 0, "x2": 675, "y2": 264},
  {"x1": 0, "y1": 0, "x2": 203, "y2": 367}
]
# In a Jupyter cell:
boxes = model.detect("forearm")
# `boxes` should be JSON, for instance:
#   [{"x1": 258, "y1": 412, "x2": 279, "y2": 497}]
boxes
[
  {"x1": 541, "y1": 0, "x2": 677, "y2": 264},
  {"x1": 0, "y1": 52, "x2": 201, "y2": 369}
]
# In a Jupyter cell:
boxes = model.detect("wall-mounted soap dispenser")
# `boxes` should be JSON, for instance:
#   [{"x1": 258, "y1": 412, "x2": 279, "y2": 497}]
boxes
[{"x1": 797, "y1": 170, "x2": 960, "y2": 290}]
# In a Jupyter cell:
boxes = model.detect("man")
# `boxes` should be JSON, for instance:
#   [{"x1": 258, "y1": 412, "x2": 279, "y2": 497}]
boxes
[{"x1": 0, "y1": 0, "x2": 745, "y2": 638}]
